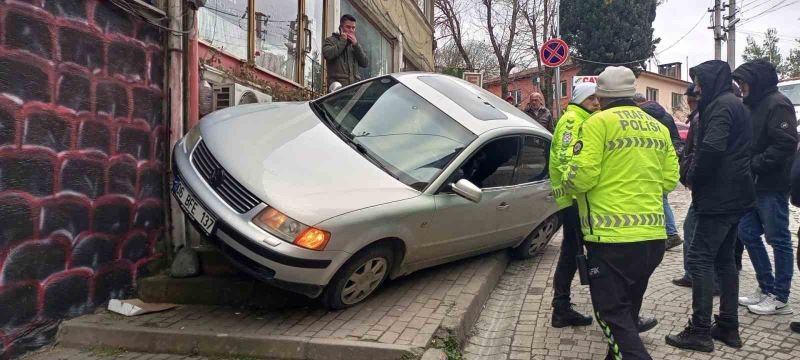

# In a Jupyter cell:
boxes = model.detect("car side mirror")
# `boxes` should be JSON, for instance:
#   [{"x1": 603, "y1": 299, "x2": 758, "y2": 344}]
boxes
[
  {"x1": 329, "y1": 81, "x2": 343, "y2": 93},
  {"x1": 451, "y1": 179, "x2": 482, "y2": 203}
]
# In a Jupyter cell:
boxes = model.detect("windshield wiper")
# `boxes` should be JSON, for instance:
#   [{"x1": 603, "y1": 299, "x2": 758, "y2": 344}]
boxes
[{"x1": 350, "y1": 140, "x2": 400, "y2": 180}]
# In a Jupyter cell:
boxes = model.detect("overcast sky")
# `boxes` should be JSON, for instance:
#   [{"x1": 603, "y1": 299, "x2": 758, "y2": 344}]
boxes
[{"x1": 650, "y1": 0, "x2": 800, "y2": 80}]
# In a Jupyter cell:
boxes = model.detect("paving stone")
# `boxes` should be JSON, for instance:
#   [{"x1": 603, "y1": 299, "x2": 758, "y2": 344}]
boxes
[{"x1": 465, "y1": 186, "x2": 800, "y2": 360}]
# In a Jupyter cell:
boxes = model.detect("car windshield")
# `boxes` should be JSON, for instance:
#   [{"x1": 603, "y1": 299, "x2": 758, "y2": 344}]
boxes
[
  {"x1": 778, "y1": 83, "x2": 800, "y2": 105},
  {"x1": 313, "y1": 77, "x2": 477, "y2": 190}
]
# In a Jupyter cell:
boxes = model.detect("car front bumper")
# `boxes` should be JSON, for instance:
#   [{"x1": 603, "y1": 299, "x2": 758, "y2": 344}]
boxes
[{"x1": 171, "y1": 138, "x2": 350, "y2": 298}]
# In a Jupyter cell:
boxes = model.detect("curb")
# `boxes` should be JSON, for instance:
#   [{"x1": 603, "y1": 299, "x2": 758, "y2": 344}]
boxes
[
  {"x1": 58, "y1": 321, "x2": 417, "y2": 360},
  {"x1": 435, "y1": 251, "x2": 509, "y2": 347}
]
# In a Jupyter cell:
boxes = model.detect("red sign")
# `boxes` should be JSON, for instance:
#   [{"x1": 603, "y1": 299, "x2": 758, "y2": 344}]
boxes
[{"x1": 540, "y1": 38, "x2": 569, "y2": 67}]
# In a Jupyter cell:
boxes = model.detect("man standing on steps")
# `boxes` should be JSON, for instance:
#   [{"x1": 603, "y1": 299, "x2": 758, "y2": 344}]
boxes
[
  {"x1": 547, "y1": 82, "x2": 597, "y2": 329},
  {"x1": 666, "y1": 60, "x2": 755, "y2": 353},
  {"x1": 562, "y1": 66, "x2": 679, "y2": 360},
  {"x1": 733, "y1": 59, "x2": 798, "y2": 316}
]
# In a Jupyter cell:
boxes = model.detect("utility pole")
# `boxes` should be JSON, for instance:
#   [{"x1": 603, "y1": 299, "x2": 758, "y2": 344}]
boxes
[
  {"x1": 711, "y1": 0, "x2": 723, "y2": 60},
  {"x1": 725, "y1": 0, "x2": 739, "y2": 70}
]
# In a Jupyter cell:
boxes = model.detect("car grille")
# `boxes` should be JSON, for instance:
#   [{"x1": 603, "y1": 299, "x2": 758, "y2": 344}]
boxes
[{"x1": 191, "y1": 140, "x2": 261, "y2": 213}]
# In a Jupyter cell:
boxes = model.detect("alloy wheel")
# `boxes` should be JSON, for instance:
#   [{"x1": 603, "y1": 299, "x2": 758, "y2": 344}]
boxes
[
  {"x1": 528, "y1": 216, "x2": 556, "y2": 255},
  {"x1": 340, "y1": 257, "x2": 388, "y2": 305}
]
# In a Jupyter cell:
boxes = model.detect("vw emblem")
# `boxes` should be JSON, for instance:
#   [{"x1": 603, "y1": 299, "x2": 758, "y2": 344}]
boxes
[{"x1": 210, "y1": 168, "x2": 225, "y2": 187}]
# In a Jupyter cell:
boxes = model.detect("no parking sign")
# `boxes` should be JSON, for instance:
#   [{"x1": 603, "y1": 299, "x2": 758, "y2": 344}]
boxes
[{"x1": 540, "y1": 38, "x2": 569, "y2": 67}]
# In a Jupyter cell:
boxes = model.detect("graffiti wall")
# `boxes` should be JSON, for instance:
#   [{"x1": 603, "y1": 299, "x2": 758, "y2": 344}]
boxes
[{"x1": 0, "y1": 0, "x2": 166, "y2": 357}]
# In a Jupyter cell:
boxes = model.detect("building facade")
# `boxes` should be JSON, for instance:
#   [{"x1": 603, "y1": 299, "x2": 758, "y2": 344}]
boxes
[
  {"x1": 0, "y1": 0, "x2": 434, "y2": 358},
  {"x1": 487, "y1": 65, "x2": 692, "y2": 121}
]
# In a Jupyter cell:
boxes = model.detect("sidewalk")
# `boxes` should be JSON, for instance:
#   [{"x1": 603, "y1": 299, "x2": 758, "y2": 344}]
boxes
[
  {"x1": 464, "y1": 186, "x2": 800, "y2": 359},
  {"x1": 27, "y1": 251, "x2": 508, "y2": 360}
]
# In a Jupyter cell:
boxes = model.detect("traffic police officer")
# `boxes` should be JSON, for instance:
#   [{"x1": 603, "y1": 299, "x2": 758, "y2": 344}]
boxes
[
  {"x1": 548, "y1": 82, "x2": 598, "y2": 328},
  {"x1": 562, "y1": 66, "x2": 680, "y2": 360}
]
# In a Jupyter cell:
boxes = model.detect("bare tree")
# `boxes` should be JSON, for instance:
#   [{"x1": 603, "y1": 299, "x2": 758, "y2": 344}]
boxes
[
  {"x1": 520, "y1": 0, "x2": 557, "y2": 109},
  {"x1": 478, "y1": 0, "x2": 524, "y2": 96},
  {"x1": 435, "y1": 0, "x2": 474, "y2": 70},
  {"x1": 435, "y1": 40, "x2": 500, "y2": 77}
]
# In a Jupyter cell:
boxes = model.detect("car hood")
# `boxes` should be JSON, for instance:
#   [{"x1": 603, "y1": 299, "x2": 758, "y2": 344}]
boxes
[{"x1": 198, "y1": 102, "x2": 420, "y2": 225}]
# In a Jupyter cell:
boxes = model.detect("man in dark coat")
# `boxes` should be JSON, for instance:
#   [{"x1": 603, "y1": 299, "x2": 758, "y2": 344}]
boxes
[
  {"x1": 634, "y1": 94, "x2": 684, "y2": 250},
  {"x1": 666, "y1": 60, "x2": 755, "y2": 353},
  {"x1": 733, "y1": 59, "x2": 798, "y2": 316},
  {"x1": 790, "y1": 151, "x2": 800, "y2": 334},
  {"x1": 323, "y1": 14, "x2": 368, "y2": 87}
]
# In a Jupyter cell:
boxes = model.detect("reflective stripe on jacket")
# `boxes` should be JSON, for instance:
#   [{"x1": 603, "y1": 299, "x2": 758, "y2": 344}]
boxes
[
  {"x1": 549, "y1": 104, "x2": 592, "y2": 209},
  {"x1": 562, "y1": 103, "x2": 680, "y2": 243}
]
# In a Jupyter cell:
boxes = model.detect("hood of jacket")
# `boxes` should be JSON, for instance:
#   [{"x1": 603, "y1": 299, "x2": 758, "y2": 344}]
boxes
[
  {"x1": 638, "y1": 101, "x2": 666, "y2": 119},
  {"x1": 733, "y1": 59, "x2": 780, "y2": 107},
  {"x1": 690, "y1": 60, "x2": 733, "y2": 114}
]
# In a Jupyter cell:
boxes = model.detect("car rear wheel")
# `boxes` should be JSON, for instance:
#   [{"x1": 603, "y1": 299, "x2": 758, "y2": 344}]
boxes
[
  {"x1": 321, "y1": 245, "x2": 393, "y2": 310},
  {"x1": 509, "y1": 214, "x2": 560, "y2": 259}
]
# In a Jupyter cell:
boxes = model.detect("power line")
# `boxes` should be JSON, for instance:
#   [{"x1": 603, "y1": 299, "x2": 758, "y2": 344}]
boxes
[
  {"x1": 655, "y1": 3, "x2": 711, "y2": 56},
  {"x1": 739, "y1": 0, "x2": 800, "y2": 25}
]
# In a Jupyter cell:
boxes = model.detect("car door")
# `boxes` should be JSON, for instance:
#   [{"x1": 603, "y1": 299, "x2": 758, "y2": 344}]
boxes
[
  {"x1": 496, "y1": 135, "x2": 554, "y2": 243},
  {"x1": 423, "y1": 136, "x2": 522, "y2": 261}
]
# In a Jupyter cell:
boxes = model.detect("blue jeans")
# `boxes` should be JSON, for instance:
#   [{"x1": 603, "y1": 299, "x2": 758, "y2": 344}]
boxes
[
  {"x1": 664, "y1": 193, "x2": 678, "y2": 236},
  {"x1": 738, "y1": 191, "x2": 794, "y2": 303}
]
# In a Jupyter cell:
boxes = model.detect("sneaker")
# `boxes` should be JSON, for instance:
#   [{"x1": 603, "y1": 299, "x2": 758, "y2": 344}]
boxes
[
  {"x1": 710, "y1": 316, "x2": 742, "y2": 348},
  {"x1": 666, "y1": 234, "x2": 683, "y2": 250},
  {"x1": 739, "y1": 287, "x2": 768, "y2": 306},
  {"x1": 747, "y1": 295, "x2": 793, "y2": 315},
  {"x1": 672, "y1": 276, "x2": 692, "y2": 288},
  {"x1": 551, "y1": 303, "x2": 593, "y2": 328},
  {"x1": 791, "y1": 321, "x2": 800, "y2": 333},
  {"x1": 665, "y1": 320, "x2": 714, "y2": 352}
]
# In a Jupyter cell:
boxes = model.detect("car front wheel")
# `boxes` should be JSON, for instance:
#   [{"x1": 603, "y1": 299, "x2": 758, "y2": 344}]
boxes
[
  {"x1": 509, "y1": 214, "x2": 560, "y2": 259},
  {"x1": 321, "y1": 245, "x2": 393, "y2": 309}
]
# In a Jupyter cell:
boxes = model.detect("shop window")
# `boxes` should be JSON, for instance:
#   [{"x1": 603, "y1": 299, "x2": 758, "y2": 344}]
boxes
[
  {"x1": 198, "y1": 0, "x2": 249, "y2": 60},
  {"x1": 254, "y1": 1, "x2": 299, "y2": 81},
  {"x1": 304, "y1": 0, "x2": 325, "y2": 93},
  {"x1": 341, "y1": 0, "x2": 394, "y2": 80}
]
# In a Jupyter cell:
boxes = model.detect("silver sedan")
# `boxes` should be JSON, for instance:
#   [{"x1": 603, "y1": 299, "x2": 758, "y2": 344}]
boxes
[{"x1": 171, "y1": 73, "x2": 560, "y2": 309}]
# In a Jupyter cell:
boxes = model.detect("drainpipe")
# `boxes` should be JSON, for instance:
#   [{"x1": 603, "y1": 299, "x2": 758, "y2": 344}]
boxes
[
  {"x1": 187, "y1": 11, "x2": 200, "y2": 127},
  {"x1": 167, "y1": 0, "x2": 186, "y2": 251}
]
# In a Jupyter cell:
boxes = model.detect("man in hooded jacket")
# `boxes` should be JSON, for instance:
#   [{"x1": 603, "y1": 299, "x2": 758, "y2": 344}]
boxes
[
  {"x1": 733, "y1": 60, "x2": 798, "y2": 316},
  {"x1": 666, "y1": 60, "x2": 755, "y2": 353}
]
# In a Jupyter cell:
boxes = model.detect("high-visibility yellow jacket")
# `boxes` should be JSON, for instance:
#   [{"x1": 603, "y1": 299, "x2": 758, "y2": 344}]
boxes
[
  {"x1": 562, "y1": 102, "x2": 680, "y2": 243},
  {"x1": 550, "y1": 104, "x2": 593, "y2": 209}
]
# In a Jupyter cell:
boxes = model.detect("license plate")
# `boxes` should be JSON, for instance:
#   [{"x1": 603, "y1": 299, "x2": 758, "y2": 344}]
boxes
[{"x1": 172, "y1": 177, "x2": 217, "y2": 235}]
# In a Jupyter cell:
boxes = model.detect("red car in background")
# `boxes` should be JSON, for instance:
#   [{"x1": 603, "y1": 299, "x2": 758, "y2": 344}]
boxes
[{"x1": 675, "y1": 121, "x2": 689, "y2": 142}]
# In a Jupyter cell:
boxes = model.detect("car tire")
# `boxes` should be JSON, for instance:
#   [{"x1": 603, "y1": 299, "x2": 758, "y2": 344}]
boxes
[
  {"x1": 321, "y1": 245, "x2": 394, "y2": 310},
  {"x1": 509, "y1": 214, "x2": 560, "y2": 260}
]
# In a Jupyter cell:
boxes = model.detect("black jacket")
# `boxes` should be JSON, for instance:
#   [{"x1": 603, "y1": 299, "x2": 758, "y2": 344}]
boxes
[
  {"x1": 639, "y1": 101, "x2": 682, "y2": 148},
  {"x1": 733, "y1": 60, "x2": 799, "y2": 193},
  {"x1": 791, "y1": 150, "x2": 800, "y2": 207},
  {"x1": 686, "y1": 60, "x2": 756, "y2": 214}
]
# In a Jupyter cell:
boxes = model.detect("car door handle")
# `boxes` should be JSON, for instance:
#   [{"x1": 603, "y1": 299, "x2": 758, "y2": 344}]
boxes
[{"x1": 497, "y1": 202, "x2": 510, "y2": 210}]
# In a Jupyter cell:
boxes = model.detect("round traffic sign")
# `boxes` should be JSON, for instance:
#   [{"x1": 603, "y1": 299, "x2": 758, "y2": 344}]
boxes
[{"x1": 540, "y1": 38, "x2": 569, "y2": 67}]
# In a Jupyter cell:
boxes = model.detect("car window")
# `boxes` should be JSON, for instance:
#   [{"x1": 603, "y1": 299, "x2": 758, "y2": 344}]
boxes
[
  {"x1": 514, "y1": 136, "x2": 549, "y2": 184},
  {"x1": 778, "y1": 83, "x2": 800, "y2": 105},
  {"x1": 448, "y1": 136, "x2": 521, "y2": 189},
  {"x1": 314, "y1": 77, "x2": 477, "y2": 191}
]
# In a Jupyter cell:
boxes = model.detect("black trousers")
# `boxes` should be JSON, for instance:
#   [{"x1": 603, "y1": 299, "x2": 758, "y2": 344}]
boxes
[
  {"x1": 587, "y1": 240, "x2": 665, "y2": 360},
  {"x1": 553, "y1": 204, "x2": 583, "y2": 308},
  {"x1": 688, "y1": 213, "x2": 741, "y2": 329}
]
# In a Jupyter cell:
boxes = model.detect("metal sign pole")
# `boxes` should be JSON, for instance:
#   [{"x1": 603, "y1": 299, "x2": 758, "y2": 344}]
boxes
[{"x1": 554, "y1": 0, "x2": 561, "y2": 120}]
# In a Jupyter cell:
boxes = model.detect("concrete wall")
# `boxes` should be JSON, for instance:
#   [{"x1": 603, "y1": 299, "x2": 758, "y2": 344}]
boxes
[{"x1": 0, "y1": 1, "x2": 166, "y2": 357}]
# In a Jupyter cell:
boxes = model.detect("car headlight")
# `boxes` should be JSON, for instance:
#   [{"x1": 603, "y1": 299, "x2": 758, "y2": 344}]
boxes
[
  {"x1": 183, "y1": 125, "x2": 202, "y2": 152},
  {"x1": 253, "y1": 207, "x2": 331, "y2": 251}
]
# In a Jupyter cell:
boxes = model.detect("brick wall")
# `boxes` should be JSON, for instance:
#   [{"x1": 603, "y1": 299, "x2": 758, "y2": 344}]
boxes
[{"x1": 0, "y1": 1, "x2": 166, "y2": 358}]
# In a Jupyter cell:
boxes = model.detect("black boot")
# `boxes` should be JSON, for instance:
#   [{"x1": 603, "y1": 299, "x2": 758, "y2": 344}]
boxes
[
  {"x1": 711, "y1": 316, "x2": 742, "y2": 348},
  {"x1": 665, "y1": 321, "x2": 714, "y2": 352},
  {"x1": 636, "y1": 316, "x2": 658, "y2": 333},
  {"x1": 671, "y1": 276, "x2": 692, "y2": 288},
  {"x1": 790, "y1": 321, "x2": 800, "y2": 333},
  {"x1": 552, "y1": 303, "x2": 593, "y2": 328}
]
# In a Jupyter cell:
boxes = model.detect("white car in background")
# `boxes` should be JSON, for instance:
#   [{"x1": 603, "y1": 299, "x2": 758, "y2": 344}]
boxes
[
  {"x1": 777, "y1": 79, "x2": 800, "y2": 132},
  {"x1": 171, "y1": 73, "x2": 561, "y2": 309}
]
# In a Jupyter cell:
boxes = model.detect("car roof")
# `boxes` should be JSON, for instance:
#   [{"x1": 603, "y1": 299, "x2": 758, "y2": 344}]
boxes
[
  {"x1": 779, "y1": 79, "x2": 800, "y2": 86},
  {"x1": 391, "y1": 72, "x2": 550, "y2": 137}
]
